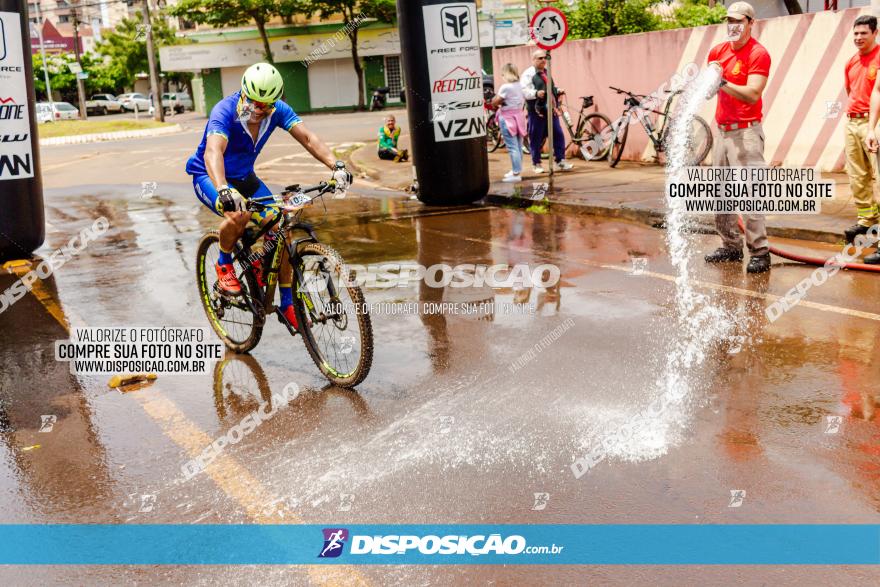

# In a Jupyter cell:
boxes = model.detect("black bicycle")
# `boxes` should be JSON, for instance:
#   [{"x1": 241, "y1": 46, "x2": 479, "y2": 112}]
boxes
[
  {"x1": 485, "y1": 108, "x2": 504, "y2": 153},
  {"x1": 558, "y1": 94, "x2": 613, "y2": 161},
  {"x1": 195, "y1": 180, "x2": 373, "y2": 388},
  {"x1": 607, "y1": 86, "x2": 712, "y2": 168}
]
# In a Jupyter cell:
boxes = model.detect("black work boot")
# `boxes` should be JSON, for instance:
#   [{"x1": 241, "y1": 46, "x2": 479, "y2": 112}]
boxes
[
  {"x1": 864, "y1": 248, "x2": 880, "y2": 264},
  {"x1": 844, "y1": 223, "x2": 869, "y2": 244},
  {"x1": 705, "y1": 247, "x2": 744, "y2": 263},
  {"x1": 746, "y1": 253, "x2": 771, "y2": 273}
]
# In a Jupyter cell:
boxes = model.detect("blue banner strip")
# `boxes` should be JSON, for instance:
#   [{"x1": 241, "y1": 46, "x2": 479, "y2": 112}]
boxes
[{"x1": 0, "y1": 525, "x2": 878, "y2": 565}]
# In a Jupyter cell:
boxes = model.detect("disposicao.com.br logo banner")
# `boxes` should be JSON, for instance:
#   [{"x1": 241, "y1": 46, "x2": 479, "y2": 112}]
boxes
[{"x1": 0, "y1": 525, "x2": 878, "y2": 564}]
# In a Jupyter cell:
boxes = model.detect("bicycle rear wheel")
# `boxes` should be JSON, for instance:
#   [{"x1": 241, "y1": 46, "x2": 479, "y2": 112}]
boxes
[
  {"x1": 486, "y1": 113, "x2": 503, "y2": 153},
  {"x1": 573, "y1": 112, "x2": 612, "y2": 161},
  {"x1": 660, "y1": 115, "x2": 713, "y2": 166},
  {"x1": 196, "y1": 231, "x2": 264, "y2": 353},
  {"x1": 294, "y1": 242, "x2": 373, "y2": 388},
  {"x1": 609, "y1": 117, "x2": 629, "y2": 168}
]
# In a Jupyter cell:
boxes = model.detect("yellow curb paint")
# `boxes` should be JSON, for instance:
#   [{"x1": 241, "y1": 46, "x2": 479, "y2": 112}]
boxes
[{"x1": 19, "y1": 266, "x2": 370, "y2": 586}]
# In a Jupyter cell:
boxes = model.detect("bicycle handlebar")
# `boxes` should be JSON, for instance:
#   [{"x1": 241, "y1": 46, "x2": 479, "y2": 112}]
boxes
[{"x1": 248, "y1": 180, "x2": 338, "y2": 212}]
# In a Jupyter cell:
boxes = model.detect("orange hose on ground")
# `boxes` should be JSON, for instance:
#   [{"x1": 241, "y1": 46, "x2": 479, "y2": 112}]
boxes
[{"x1": 736, "y1": 218, "x2": 880, "y2": 272}]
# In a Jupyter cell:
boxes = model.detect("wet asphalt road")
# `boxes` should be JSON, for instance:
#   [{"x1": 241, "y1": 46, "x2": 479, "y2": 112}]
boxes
[{"x1": 1, "y1": 118, "x2": 880, "y2": 585}]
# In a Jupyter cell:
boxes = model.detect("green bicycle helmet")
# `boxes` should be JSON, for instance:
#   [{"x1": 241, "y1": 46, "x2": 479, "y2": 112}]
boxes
[{"x1": 241, "y1": 63, "x2": 284, "y2": 103}]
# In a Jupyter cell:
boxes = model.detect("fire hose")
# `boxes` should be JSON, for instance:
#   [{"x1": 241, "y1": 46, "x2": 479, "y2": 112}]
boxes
[{"x1": 737, "y1": 218, "x2": 880, "y2": 273}]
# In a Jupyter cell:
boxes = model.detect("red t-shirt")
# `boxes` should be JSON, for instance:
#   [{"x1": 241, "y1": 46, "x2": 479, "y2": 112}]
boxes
[
  {"x1": 707, "y1": 37, "x2": 771, "y2": 125},
  {"x1": 845, "y1": 44, "x2": 880, "y2": 114}
]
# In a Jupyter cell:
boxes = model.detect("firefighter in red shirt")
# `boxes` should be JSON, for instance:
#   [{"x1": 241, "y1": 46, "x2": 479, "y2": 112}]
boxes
[
  {"x1": 704, "y1": 2, "x2": 772, "y2": 274},
  {"x1": 852, "y1": 16, "x2": 880, "y2": 264}
]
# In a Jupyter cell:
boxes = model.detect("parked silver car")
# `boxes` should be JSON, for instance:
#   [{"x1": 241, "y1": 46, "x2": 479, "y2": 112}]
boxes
[
  {"x1": 36, "y1": 101, "x2": 79, "y2": 122},
  {"x1": 117, "y1": 93, "x2": 151, "y2": 112},
  {"x1": 86, "y1": 94, "x2": 124, "y2": 115},
  {"x1": 150, "y1": 92, "x2": 194, "y2": 115}
]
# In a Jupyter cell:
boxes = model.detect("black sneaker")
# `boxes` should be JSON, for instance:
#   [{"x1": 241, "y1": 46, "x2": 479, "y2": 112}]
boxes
[
  {"x1": 864, "y1": 249, "x2": 880, "y2": 265},
  {"x1": 844, "y1": 223, "x2": 869, "y2": 244},
  {"x1": 746, "y1": 254, "x2": 771, "y2": 273},
  {"x1": 704, "y1": 247, "x2": 744, "y2": 263}
]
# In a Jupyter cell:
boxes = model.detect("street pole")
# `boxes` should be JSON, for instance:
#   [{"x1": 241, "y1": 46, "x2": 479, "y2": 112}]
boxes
[
  {"x1": 490, "y1": 14, "x2": 496, "y2": 50},
  {"x1": 143, "y1": 0, "x2": 164, "y2": 122},
  {"x1": 34, "y1": 2, "x2": 53, "y2": 102},
  {"x1": 0, "y1": 0, "x2": 45, "y2": 259},
  {"x1": 71, "y1": 5, "x2": 88, "y2": 120},
  {"x1": 547, "y1": 49, "x2": 553, "y2": 187}
]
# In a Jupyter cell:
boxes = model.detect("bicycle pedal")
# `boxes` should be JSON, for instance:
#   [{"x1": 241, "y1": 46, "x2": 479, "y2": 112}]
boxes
[{"x1": 276, "y1": 309, "x2": 300, "y2": 337}]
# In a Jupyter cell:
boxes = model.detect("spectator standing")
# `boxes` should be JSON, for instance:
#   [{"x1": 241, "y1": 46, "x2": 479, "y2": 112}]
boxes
[
  {"x1": 520, "y1": 49, "x2": 573, "y2": 174},
  {"x1": 492, "y1": 63, "x2": 528, "y2": 182}
]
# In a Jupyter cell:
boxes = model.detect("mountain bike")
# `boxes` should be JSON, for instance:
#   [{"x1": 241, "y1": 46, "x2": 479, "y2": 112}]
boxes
[
  {"x1": 485, "y1": 109, "x2": 504, "y2": 153},
  {"x1": 195, "y1": 181, "x2": 373, "y2": 388},
  {"x1": 558, "y1": 94, "x2": 613, "y2": 161},
  {"x1": 607, "y1": 86, "x2": 712, "y2": 168}
]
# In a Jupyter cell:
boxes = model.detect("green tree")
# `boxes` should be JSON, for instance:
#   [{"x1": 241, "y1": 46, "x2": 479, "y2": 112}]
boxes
[
  {"x1": 563, "y1": 0, "x2": 611, "y2": 39},
  {"x1": 32, "y1": 53, "x2": 76, "y2": 100},
  {"x1": 169, "y1": 0, "x2": 307, "y2": 63},
  {"x1": 664, "y1": 0, "x2": 726, "y2": 30},
  {"x1": 563, "y1": 0, "x2": 661, "y2": 39},
  {"x1": 98, "y1": 12, "x2": 191, "y2": 92},
  {"x1": 303, "y1": 0, "x2": 396, "y2": 109}
]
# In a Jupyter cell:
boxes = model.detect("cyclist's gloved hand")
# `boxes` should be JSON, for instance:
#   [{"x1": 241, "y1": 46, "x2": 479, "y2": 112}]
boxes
[
  {"x1": 332, "y1": 161, "x2": 353, "y2": 191},
  {"x1": 218, "y1": 185, "x2": 246, "y2": 213}
]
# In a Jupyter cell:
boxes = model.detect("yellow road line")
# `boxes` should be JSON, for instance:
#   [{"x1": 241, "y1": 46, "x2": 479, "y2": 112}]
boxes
[
  {"x1": 5, "y1": 261, "x2": 70, "y2": 328},
  {"x1": 13, "y1": 259, "x2": 369, "y2": 585},
  {"x1": 135, "y1": 393, "x2": 369, "y2": 586},
  {"x1": 586, "y1": 261, "x2": 880, "y2": 322}
]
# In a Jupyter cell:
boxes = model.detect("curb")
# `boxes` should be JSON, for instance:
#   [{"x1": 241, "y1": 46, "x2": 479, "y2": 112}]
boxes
[
  {"x1": 348, "y1": 144, "x2": 382, "y2": 180},
  {"x1": 485, "y1": 190, "x2": 845, "y2": 246},
  {"x1": 39, "y1": 124, "x2": 184, "y2": 146}
]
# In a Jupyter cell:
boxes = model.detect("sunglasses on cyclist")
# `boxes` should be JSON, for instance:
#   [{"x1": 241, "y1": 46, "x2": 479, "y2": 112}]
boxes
[{"x1": 245, "y1": 97, "x2": 276, "y2": 111}]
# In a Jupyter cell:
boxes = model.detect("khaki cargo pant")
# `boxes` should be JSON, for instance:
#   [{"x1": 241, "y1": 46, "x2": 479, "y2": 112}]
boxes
[
  {"x1": 843, "y1": 117, "x2": 880, "y2": 226},
  {"x1": 713, "y1": 123, "x2": 770, "y2": 257}
]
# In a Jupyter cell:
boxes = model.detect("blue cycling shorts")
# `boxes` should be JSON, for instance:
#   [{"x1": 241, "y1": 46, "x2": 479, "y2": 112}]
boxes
[{"x1": 192, "y1": 172, "x2": 279, "y2": 227}]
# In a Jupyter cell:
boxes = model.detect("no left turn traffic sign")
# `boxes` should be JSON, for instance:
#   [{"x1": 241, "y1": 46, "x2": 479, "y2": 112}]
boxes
[{"x1": 530, "y1": 7, "x2": 568, "y2": 51}]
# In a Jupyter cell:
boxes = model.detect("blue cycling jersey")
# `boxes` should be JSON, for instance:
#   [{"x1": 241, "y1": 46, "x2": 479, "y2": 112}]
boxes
[{"x1": 186, "y1": 91, "x2": 302, "y2": 179}]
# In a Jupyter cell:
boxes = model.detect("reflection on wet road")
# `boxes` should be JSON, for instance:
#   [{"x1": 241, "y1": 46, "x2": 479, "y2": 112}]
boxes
[{"x1": 1, "y1": 185, "x2": 879, "y2": 584}]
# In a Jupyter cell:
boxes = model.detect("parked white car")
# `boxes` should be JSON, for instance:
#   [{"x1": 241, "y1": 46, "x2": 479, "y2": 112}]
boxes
[
  {"x1": 85, "y1": 94, "x2": 124, "y2": 115},
  {"x1": 36, "y1": 101, "x2": 79, "y2": 122},
  {"x1": 117, "y1": 93, "x2": 151, "y2": 112},
  {"x1": 35, "y1": 102, "x2": 54, "y2": 124},
  {"x1": 150, "y1": 92, "x2": 194, "y2": 115}
]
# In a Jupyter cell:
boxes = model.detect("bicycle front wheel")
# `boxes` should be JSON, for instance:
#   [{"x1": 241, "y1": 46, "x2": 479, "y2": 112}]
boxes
[
  {"x1": 574, "y1": 112, "x2": 613, "y2": 161},
  {"x1": 196, "y1": 231, "x2": 264, "y2": 353},
  {"x1": 294, "y1": 242, "x2": 373, "y2": 388},
  {"x1": 609, "y1": 117, "x2": 629, "y2": 168}
]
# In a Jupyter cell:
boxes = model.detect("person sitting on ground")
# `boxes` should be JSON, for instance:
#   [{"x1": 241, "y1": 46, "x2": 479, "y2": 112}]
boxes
[{"x1": 378, "y1": 115, "x2": 409, "y2": 162}]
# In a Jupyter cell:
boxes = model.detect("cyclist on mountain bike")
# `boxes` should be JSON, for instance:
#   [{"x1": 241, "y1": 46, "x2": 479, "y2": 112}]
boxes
[{"x1": 186, "y1": 62, "x2": 352, "y2": 329}]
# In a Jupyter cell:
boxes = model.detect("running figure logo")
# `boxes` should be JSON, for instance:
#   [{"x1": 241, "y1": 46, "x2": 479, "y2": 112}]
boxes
[{"x1": 319, "y1": 528, "x2": 349, "y2": 558}]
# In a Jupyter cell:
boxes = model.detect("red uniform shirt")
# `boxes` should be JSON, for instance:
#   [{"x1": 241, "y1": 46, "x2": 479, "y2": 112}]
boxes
[
  {"x1": 845, "y1": 44, "x2": 880, "y2": 114},
  {"x1": 707, "y1": 37, "x2": 771, "y2": 125}
]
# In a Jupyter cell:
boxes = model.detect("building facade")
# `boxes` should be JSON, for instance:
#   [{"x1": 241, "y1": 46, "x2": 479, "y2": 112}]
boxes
[{"x1": 160, "y1": 3, "x2": 529, "y2": 115}]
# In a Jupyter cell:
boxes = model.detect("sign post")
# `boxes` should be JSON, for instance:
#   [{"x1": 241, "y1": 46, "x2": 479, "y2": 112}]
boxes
[
  {"x1": 0, "y1": 0, "x2": 45, "y2": 260},
  {"x1": 396, "y1": 0, "x2": 489, "y2": 205},
  {"x1": 33, "y1": 2, "x2": 52, "y2": 102},
  {"x1": 530, "y1": 6, "x2": 568, "y2": 188}
]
